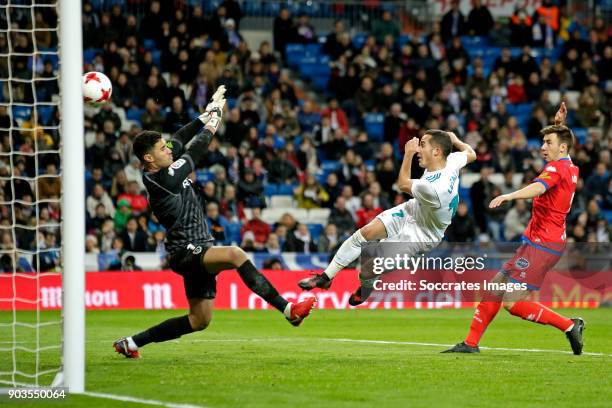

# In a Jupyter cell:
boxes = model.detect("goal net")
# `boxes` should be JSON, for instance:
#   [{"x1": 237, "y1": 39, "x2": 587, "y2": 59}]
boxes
[{"x1": 0, "y1": 0, "x2": 84, "y2": 391}]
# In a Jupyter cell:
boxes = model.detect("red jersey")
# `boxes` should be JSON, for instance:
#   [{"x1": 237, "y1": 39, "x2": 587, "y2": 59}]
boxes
[{"x1": 524, "y1": 157, "x2": 579, "y2": 246}]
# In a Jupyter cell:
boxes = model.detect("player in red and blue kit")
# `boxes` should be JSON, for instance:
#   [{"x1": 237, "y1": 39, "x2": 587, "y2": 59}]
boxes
[{"x1": 445, "y1": 103, "x2": 586, "y2": 355}]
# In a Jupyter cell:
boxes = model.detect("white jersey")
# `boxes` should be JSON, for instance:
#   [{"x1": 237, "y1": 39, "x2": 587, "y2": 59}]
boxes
[{"x1": 377, "y1": 152, "x2": 467, "y2": 246}]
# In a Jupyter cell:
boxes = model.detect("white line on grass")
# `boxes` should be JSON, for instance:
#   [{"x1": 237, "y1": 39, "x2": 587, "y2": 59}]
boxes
[
  {"x1": 324, "y1": 338, "x2": 609, "y2": 356},
  {"x1": 82, "y1": 391, "x2": 207, "y2": 408}
]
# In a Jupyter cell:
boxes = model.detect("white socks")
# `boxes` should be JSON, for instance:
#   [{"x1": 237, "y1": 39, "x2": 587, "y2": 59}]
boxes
[
  {"x1": 283, "y1": 302, "x2": 293, "y2": 318},
  {"x1": 126, "y1": 336, "x2": 138, "y2": 350},
  {"x1": 323, "y1": 230, "x2": 367, "y2": 280}
]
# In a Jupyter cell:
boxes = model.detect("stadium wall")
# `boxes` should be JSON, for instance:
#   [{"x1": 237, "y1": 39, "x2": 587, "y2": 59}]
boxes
[{"x1": 1, "y1": 270, "x2": 606, "y2": 311}]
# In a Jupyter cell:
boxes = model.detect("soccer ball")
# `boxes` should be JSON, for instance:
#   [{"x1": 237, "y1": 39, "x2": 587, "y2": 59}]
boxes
[{"x1": 82, "y1": 71, "x2": 112, "y2": 107}]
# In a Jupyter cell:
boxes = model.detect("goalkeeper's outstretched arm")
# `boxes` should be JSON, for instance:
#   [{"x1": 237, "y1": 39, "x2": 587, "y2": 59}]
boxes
[{"x1": 170, "y1": 85, "x2": 227, "y2": 145}]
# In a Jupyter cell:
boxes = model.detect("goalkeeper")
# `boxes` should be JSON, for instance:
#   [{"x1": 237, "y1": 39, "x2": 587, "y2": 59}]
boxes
[{"x1": 113, "y1": 86, "x2": 315, "y2": 358}]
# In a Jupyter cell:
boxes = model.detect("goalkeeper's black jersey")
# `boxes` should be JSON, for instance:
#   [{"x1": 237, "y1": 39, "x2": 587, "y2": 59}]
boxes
[{"x1": 142, "y1": 127, "x2": 214, "y2": 255}]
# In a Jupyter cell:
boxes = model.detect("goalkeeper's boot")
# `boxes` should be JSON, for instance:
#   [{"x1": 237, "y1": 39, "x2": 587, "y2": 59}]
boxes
[
  {"x1": 286, "y1": 296, "x2": 317, "y2": 327},
  {"x1": 441, "y1": 342, "x2": 480, "y2": 353},
  {"x1": 113, "y1": 337, "x2": 141, "y2": 359},
  {"x1": 565, "y1": 317, "x2": 585, "y2": 355},
  {"x1": 298, "y1": 273, "x2": 332, "y2": 291},
  {"x1": 348, "y1": 284, "x2": 375, "y2": 306}
]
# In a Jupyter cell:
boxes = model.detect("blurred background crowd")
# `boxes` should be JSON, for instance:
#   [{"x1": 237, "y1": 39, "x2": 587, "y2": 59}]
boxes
[{"x1": 0, "y1": 0, "x2": 610, "y2": 272}]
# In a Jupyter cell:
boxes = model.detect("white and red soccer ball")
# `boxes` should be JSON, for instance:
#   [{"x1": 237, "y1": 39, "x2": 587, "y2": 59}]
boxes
[{"x1": 82, "y1": 71, "x2": 112, "y2": 107}]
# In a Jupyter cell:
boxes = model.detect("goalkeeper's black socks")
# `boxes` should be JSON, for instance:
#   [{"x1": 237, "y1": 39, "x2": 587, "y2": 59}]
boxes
[
  {"x1": 237, "y1": 260, "x2": 289, "y2": 313},
  {"x1": 132, "y1": 315, "x2": 194, "y2": 347}
]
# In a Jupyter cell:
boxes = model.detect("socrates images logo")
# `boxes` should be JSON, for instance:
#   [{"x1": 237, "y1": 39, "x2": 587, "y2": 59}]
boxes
[{"x1": 515, "y1": 257, "x2": 530, "y2": 269}]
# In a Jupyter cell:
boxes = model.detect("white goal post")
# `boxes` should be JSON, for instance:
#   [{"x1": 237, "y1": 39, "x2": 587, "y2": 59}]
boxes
[{"x1": 59, "y1": 0, "x2": 85, "y2": 393}]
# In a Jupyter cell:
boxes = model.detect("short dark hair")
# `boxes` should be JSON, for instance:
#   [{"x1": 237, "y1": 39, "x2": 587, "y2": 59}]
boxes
[
  {"x1": 133, "y1": 131, "x2": 162, "y2": 162},
  {"x1": 540, "y1": 125, "x2": 574, "y2": 151},
  {"x1": 424, "y1": 129, "x2": 452, "y2": 158}
]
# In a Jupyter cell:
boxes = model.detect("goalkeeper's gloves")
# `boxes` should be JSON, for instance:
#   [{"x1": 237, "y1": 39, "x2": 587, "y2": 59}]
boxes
[{"x1": 198, "y1": 85, "x2": 226, "y2": 126}]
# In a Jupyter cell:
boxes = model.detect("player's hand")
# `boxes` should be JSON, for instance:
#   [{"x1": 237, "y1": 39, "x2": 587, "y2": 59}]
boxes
[
  {"x1": 554, "y1": 101, "x2": 567, "y2": 125},
  {"x1": 489, "y1": 194, "x2": 512, "y2": 208},
  {"x1": 198, "y1": 86, "x2": 227, "y2": 125},
  {"x1": 404, "y1": 138, "x2": 419, "y2": 156},
  {"x1": 446, "y1": 131, "x2": 460, "y2": 145}
]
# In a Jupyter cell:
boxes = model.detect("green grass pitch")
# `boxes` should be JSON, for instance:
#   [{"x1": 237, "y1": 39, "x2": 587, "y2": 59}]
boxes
[{"x1": 1, "y1": 308, "x2": 611, "y2": 407}]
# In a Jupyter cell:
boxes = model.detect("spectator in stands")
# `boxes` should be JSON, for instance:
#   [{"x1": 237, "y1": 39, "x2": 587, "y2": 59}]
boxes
[
  {"x1": 585, "y1": 162, "x2": 609, "y2": 201},
  {"x1": 140, "y1": 98, "x2": 165, "y2": 133},
  {"x1": 37, "y1": 163, "x2": 61, "y2": 200},
  {"x1": 295, "y1": 13, "x2": 316, "y2": 44},
  {"x1": 295, "y1": 173, "x2": 329, "y2": 209},
  {"x1": 372, "y1": 10, "x2": 400, "y2": 44},
  {"x1": 98, "y1": 218, "x2": 116, "y2": 253},
  {"x1": 117, "y1": 180, "x2": 148, "y2": 215},
  {"x1": 120, "y1": 254, "x2": 143, "y2": 271},
  {"x1": 323, "y1": 173, "x2": 342, "y2": 208},
  {"x1": 87, "y1": 183, "x2": 115, "y2": 219},
  {"x1": 241, "y1": 207, "x2": 270, "y2": 250},
  {"x1": 267, "y1": 148, "x2": 298, "y2": 185},
  {"x1": 446, "y1": 201, "x2": 477, "y2": 242},
  {"x1": 466, "y1": 0, "x2": 494, "y2": 36},
  {"x1": 322, "y1": 98, "x2": 349, "y2": 135},
  {"x1": 510, "y1": 7, "x2": 532, "y2": 47},
  {"x1": 355, "y1": 76, "x2": 379, "y2": 117},
  {"x1": 355, "y1": 192, "x2": 382, "y2": 228},
  {"x1": 367, "y1": 182, "x2": 390, "y2": 210},
  {"x1": 318, "y1": 223, "x2": 340, "y2": 253},
  {"x1": 163, "y1": 96, "x2": 190, "y2": 133},
  {"x1": 504, "y1": 199, "x2": 530, "y2": 242},
  {"x1": 527, "y1": 106, "x2": 548, "y2": 139},
  {"x1": 297, "y1": 100, "x2": 321, "y2": 133},
  {"x1": 219, "y1": 184, "x2": 244, "y2": 222},
  {"x1": 121, "y1": 217, "x2": 148, "y2": 252},
  {"x1": 441, "y1": 1, "x2": 466, "y2": 43},
  {"x1": 86, "y1": 234, "x2": 100, "y2": 254},
  {"x1": 470, "y1": 166, "x2": 495, "y2": 234},
  {"x1": 113, "y1": 198, "x2": 132, "y2": 233},
  {"x1": 273, "y1": 7, "x2": 295, "y2": 60},
  {"x1": 205, "y1": 202, "x2": 231, "y2": 246},
  {"x1": 285, "y1": 223, "x2": 316, "y2": 253}
]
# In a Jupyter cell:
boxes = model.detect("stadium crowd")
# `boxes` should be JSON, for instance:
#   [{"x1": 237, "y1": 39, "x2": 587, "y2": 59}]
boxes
[{"x1": 0, "y1": 0, "x2": 610, "y2": 272}]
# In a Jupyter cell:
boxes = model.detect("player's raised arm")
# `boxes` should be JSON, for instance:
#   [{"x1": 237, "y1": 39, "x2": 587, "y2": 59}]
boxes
[
  {"x1": 171, "y1": 85, "x2": 227, "y2": 145},
  {"x1": 447, "y1": 131, "x2": 476, "y2": 164},
  {"x1": 489, "y1": 182, "x2": 546, "y2": 208},
  {"x1": 397, "y1": 138, "x2": 419, "y2": 193}
]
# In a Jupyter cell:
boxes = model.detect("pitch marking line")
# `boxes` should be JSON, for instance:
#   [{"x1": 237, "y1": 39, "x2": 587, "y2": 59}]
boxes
[
  {"x1": 82, "y1": 391, "x2": 207, "y2": 408},
  {"x1": 324, "y1": 338, "x2": 610, "y2": 356}
]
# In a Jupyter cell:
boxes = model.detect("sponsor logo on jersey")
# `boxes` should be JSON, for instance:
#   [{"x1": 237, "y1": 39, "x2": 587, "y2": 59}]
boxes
[
  {"x1": 545, "y1": 166, "x2": 556, "y2": 172},
  {"x1": 515, "y1": 257, "x2": 530, "y2": 269},
  {"x1": 170, "y1": 158, "x2": 186, "y2": 169}
]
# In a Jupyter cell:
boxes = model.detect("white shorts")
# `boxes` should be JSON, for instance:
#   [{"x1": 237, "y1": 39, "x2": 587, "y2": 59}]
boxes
[{"x1": 376, "y1": 202, "x2": 440, "y2": 254}]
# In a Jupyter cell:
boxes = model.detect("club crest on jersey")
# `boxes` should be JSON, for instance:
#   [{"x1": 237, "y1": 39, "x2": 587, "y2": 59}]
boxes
[
  {"x1": 515, "y1": 257, "x2": 530, "y2": 269},
  {"x1": 538, "y1": 172, "x2": 551, "y2": 180}
]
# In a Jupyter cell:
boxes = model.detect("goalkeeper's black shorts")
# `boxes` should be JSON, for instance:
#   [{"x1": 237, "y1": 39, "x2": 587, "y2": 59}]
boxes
[{"x1": 168, "y1": 243, "x2": 216, "y2": 300}]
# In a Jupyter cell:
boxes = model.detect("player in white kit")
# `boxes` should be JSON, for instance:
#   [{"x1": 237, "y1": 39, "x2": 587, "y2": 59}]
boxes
[{"x1": 298, "y1": 130, "x2": 476, "y2": 304}]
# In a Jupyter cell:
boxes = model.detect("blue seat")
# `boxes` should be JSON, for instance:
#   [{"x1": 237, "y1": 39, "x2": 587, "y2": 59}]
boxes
[
  {"x1": 143, "y1": 39, "x2": 157, "y2": 51},
  {"x1": 573, "y1": 128, "x2": 588, "y2": 145},
  {"x1": 364, "y1": 112, "x2": 385, "y2": 142},
  {"x1": 264, "y1": 183, "x2": 278, "y2": 196},
  {"x1": 196, "y1": 170, "x2": 214, "y2": 183},
  {"x1": 126, "y1": 108, "x2": 144, "y2": 122},
  {"x1": 151, "y1": 50, "x2": 161, "y2": 67},
  {"x1": 321, "y1": 160, "x2": 340, "y2": 171},
  {"x1": 278, "y1": 184, "x2": 296, "y2": 195},
  {"x1": 37, "y1": 106, "x2": 54, "y2": 125},
  {"x1": 227, "y1": 222, "x2": 242, "y2": 245},
  {"x1": 12, "y1": 105, "x2": 32, "y2": 122},
  {"x1": 307, "y1": 224, "x2": 324, "y2": 241},
  {"x1": 604, "y1": 210, "x2": 612, "y2": 224},
  {"x1": 83, "y1": 48, "x2": 101, "y2": 64}
]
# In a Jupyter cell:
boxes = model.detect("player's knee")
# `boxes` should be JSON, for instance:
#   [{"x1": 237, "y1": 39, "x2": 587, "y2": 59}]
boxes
[
  {"x1": 228, "y1": 246, "x2": 247, "y2": 266},
  {"x1": 502, "y1": 300, "x2": 515, "y2": 311},
  {"x1": 189, "y1": 314, "x2": 211, "y2": 331}
]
